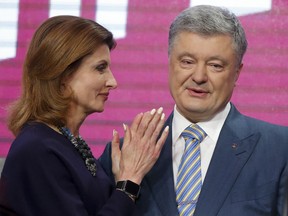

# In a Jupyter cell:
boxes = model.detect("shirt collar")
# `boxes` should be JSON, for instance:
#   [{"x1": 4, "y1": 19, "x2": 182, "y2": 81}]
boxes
[{"x1": 172, "y1": 103, "x2": 231, "y2": 144}]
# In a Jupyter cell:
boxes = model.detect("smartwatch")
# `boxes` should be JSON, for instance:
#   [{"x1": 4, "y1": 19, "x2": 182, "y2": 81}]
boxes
[{"x1": 116, "y1": 180, "x2": 141, "y2": 199}]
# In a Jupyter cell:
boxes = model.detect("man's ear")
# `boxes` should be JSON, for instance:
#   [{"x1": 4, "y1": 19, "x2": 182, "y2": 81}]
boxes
[{"x1": 235, "y1": 63, "x2": 243, "y2": 82}]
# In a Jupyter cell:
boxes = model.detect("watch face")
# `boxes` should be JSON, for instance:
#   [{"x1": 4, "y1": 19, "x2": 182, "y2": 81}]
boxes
[
  {"x1": 125, "y1": 180, "x2": 140, "y2": 196},
  {"x1": 117, "y1": 180, "x2": 141, "y2": 198}
]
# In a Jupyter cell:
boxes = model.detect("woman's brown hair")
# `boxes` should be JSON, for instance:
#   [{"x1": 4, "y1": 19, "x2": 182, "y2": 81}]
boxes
[{"x1": 8, "y1": 15, "x2": 116, "y2": 135}]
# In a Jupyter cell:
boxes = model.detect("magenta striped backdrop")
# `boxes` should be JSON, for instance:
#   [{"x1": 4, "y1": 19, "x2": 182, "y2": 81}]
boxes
[{"x1": 0, "y1": 0, "x2": 287, "y2": 158}]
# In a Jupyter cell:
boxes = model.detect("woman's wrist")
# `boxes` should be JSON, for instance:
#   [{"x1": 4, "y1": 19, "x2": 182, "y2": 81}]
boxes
[{"x1": 115, "y1": 171, "x2": 143, "y2": 185}]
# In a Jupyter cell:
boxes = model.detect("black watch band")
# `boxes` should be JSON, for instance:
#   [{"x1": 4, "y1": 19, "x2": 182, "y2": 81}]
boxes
[{"x1": 116, "y1": 180, "x2": 141, "y2": 199}]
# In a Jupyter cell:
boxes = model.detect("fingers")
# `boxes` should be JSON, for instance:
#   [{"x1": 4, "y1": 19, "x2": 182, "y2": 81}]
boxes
[
  {"x1": 111, "y1": 129, "x2": 120, "y2": 157},
  {"x1": 122, "y1": 106, "x2": 166, "y2": 136},
  {"x1": 124, "y1": 107, "x2": 166, "y2": 141},
  {"x1": 142, "y1": 107, "x2": 164, "y2": 140},
  {"x1": 155, "y1": 126, "x2": 169, "y2": 154},
  {"x1": 111, "y1": 130, "x2": 121, "y2": 177},
  {"x1": 145, "y1": 107, "x2": 165, "y2": 139},
  {"x1": 122, "y1": 123, "x2": 129, "y2": 143},
  {"x1": 134, "y1": 109, "x2": 157, "y2": 138},
  {"x1": 143, "y1": 108, "x2": 169, "y2": 158},
  {"x1": 129, "y1": 112, "x2": 144, "y2": 133},
  {"x1": 116, "y1": 107, "x2": 168, "y2": 184}
]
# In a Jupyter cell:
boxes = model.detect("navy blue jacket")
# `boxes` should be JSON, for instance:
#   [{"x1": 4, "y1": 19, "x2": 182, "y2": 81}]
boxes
[{"x1": 0, "y1": 123, "x2": 135, "y2": 216}]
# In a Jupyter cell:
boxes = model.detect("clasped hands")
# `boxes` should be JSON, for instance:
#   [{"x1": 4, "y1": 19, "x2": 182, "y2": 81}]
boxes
[{"x1": 112, "y1": 107, "x2": 169, "y2": 184}]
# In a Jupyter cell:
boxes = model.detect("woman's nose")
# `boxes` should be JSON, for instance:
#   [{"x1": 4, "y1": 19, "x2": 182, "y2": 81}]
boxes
[{"x1": 107, "y1": 71, "x2": 117, "y2": 89}]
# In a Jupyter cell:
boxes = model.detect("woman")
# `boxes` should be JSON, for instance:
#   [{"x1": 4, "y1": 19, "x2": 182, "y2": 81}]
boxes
[{"x1": 0, "y1": 16, "x2": 169, "y2": 215}]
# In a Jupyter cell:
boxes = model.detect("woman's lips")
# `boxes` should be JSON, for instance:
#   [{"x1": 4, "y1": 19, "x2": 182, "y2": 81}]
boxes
[{"x1": 99, "y1": 92, "x2": 109, "y2": 100}]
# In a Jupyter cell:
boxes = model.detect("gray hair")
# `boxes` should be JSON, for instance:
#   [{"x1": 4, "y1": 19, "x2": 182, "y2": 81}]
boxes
[{"x1": 168, "y1": 5, "x2": 248, "y2": 65}]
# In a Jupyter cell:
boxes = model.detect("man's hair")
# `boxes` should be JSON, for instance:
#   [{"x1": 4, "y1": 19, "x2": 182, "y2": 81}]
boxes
[{"x1": 168, "y1": 5, "x2": 248, "y2": 65}]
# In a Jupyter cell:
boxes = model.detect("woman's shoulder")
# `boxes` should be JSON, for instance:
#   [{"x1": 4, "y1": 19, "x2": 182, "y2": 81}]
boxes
[{"x1": 7, "y1": 122, "x2": 70, "y2": 160}]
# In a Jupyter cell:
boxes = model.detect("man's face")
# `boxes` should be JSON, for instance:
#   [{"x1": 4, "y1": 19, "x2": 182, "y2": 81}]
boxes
[{"x1": 169, "y1": 31, "x2": 243, "y2": 122}]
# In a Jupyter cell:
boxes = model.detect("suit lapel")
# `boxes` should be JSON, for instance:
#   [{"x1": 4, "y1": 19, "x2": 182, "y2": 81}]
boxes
[
  {"x1": 194, "y1": 105, "x2": 261, "y2": 216},
  {"x1": 144, "y1": 113, "x2": 179, "y2": 216}
]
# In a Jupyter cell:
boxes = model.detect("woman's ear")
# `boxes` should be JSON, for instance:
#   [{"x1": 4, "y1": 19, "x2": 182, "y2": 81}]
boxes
[
  {"x1": 60, "y1": 74, "x2": 71, "y2": 91},
  {"x1": 60, "y1": 76, "x2": 67, "y2": 91}
]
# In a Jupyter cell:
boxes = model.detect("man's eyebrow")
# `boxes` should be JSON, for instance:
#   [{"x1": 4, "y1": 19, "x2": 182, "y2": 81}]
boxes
[
  {"x1": 206, "y1": 56, "x2": 228, "y2": 65},
  {"x1": 177, "y1": 52, "x2": 195, "y2": 59}
]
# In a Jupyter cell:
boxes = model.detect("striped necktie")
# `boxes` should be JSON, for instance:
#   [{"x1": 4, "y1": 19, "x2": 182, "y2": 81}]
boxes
[{"x1": 176, "y1": 124, "x2": 207, "y2": 216}]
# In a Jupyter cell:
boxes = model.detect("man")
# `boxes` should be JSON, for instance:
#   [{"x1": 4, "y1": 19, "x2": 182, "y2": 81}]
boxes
[{"x1": 100, "y1": 5, "x2": 288, "y2": 216}]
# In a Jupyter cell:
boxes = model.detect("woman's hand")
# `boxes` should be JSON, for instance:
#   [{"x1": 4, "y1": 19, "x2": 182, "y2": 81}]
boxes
[{"x1": 111, "y1": 107, "x2": 169, "y2": 184}]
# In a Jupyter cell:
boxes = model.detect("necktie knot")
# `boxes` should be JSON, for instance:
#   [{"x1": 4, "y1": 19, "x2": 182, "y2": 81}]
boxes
[{"x1": 181, "y1": 124, "x2": 206, "y2": 143}]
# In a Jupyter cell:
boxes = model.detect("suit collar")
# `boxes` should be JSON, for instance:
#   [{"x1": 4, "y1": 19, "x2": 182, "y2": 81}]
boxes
[{"x1": 172, "y1": 103, "x2": 231, "y2": 144}]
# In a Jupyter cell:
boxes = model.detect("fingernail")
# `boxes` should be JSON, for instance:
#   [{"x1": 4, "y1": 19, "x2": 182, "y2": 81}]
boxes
[
  {"x1": 157, "y1": 107, "x2": 163, "y2": 114},
  {"x1": 161, "y1": 113, "x2": 165, "y2": 120},
  {"x1": 122, "y1": 123, "x2": 127, "y2": 131},
  {"x1": 150, "y1": 109, "x2": 156, "y2": 115},
  {"x1": 113, "y1": 129, "x2": 117, "y2": 136},
  {"x1": 164, "y1": 126, "x2": 169, "y2": 132}
]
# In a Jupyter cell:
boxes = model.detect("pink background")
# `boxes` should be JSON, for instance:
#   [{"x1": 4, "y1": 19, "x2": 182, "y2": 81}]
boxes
[{"x1": 0, "y1": 0, "x2": 288, "y2": 158}]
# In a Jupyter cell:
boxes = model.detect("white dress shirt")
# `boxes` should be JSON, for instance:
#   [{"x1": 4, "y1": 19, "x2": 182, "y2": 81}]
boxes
[{"x1": 172, "y1": 103, "x2": 231, "y2": 187}]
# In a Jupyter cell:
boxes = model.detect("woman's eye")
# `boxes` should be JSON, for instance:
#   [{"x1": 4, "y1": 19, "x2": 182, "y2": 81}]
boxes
[{"x1": 96, "y1": 63, "x2": 107, "y2": 72}]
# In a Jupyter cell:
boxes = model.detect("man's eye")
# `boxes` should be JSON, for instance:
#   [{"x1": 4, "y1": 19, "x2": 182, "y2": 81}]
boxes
[
  {"x1": 180, "y1": 59, "x2": 195, "y2": 69},
  {"x1": 210, "y1": 63, "x2": 223, "y2": 71},
  {"x1": 181, "y1": 59, "x2": 193, "y2": 64}
]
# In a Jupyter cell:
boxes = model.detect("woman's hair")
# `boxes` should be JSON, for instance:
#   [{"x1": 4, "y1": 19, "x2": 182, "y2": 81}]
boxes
[
  {"x1": 8, "y1": 15, "x2": 116, "y2": 135},
  {"x1": 169, "y1": 5, "x2": 247, "y2": 65}
]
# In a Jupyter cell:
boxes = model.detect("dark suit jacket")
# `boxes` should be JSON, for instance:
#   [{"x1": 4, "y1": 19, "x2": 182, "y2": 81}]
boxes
[
  {"x1": 0, "y1": 123, "x2": 135, "y2": 216},
  {"x1": 100, "y1": 103, "x2": 288, "y2": 216}
]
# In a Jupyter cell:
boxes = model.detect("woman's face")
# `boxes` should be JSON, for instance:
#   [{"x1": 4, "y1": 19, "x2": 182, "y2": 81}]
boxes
[{"x1": 63, "y1": 44, "x2": 117, "y2": 116}]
